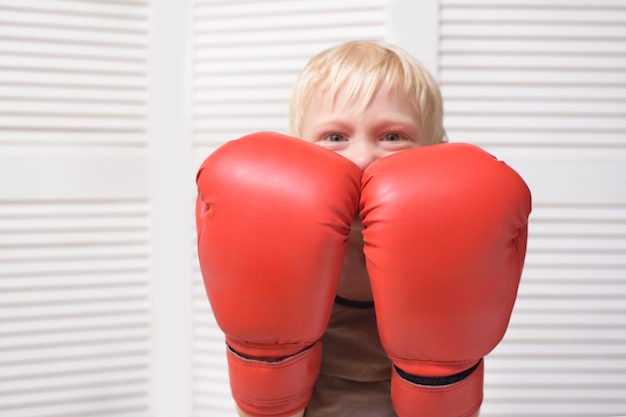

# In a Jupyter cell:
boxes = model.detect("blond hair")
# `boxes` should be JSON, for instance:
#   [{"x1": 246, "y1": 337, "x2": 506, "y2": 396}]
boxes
[{"x1": 289, "y1": 40, "x2": 447, "y2": 145}]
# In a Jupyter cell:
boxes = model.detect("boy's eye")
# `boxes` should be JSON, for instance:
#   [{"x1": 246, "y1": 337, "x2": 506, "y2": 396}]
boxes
[
  {"x1": 325, "y1": 133, "x2": 345, "y2": 142},
  {"x1": 382, "y1": 133, "x2": 402, "y2": 142}
]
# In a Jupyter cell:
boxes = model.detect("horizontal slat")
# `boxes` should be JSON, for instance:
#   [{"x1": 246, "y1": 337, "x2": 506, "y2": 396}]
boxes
[
  {"x1": 0, "y1": 115, "x2": 145, "y2": 130},
  {"x1": 0, "y1": 40, "x2": 148, "y2": 61},
  {"x1": 0, "y1": 397, "x2": 149, "y2": 417},
  {"x1": 0, "y1": 0, "x2": 149, "y2": 25},
  {"x1": 194, "y1": 88, "x2": 294, "y2": 106},
  {"x1": 0, "y1": 102, "x2": 146, "y2": 118},
  {"x1": 0, "y1": 285, "x2": 150, "y2": 310},
  {"x1": 0, "y1": 334, "x2": 150, "y2": 364},
  {"x1": 522, "y1": 266, "x2": 626, "y2": 282},
  {"x1": 0, "y1": 299, "x2": 152, "y2": 323},
  {"x1": 440, "y1": 38, "x2": 626, "y2": 55},
  {"x1": 446, "y1": 114, "x2": 625, "y2": 131},
  {"x1": 487, "y1": 361, "x2": 626, "y2": 382},
  {"x1": 530, "y1": 231, "x2": 626, "y2": 243},
  {"x1": 0, "y1": 132, "x2": 147, "y2": 146},
  {"x1": 1, "y1": 245, "x2": 149, "y2": 264},
  {"x1": 1, "y1": 53, "x2": 146, "y2": 74},
  {"x1": 441, "y1": 22, "x2": 626, "y2": 39},
  {"x1": 194, "y1": 117, "x2": 286, "y2": 132},
  {"x1": 441, "y1": 68, "x2": 626, "y2": 85},
  {"x1": 194, "y1": 103, "x2": 287, "y2": 122},
  {"x1": 0, "y1": 232, "x2": 149, "y2": 249},
  {"x1": 194, "y1": 0, "x2": 384, "y2": 16},
  {"x1": 446, "y1": 99, "x2": 625, "y2": 116},
  {"x1": 194, "y1": 73, "x2": 295, "y2": 90},
  {"x1": 442, "y1": 0, "x2": 626, "y2": 6},
  {"x1": 441, "y1": 84, "x2": 626, "y2": 100},
  {"x1": 0, "y1": 323, "x2": 150, "y2": 351},
  {"x1": 0, "y1": 69, "x2": 148, "y2": 88},
  {"x1": 0, "y1": 367, "x2": 150, "y2": 397},
  {"x1": 441, "y1": 5, "x2": 626, "y2": 23},
  {"x1": 0, "y1": 22, "x2": 148, "y2": 47},
  {"x1": 193, "y1": 56, "x2": 304, "y2": 74},
  {"x1": 510, "y1": 311, "x2": 626, "y2": 327},
  {"x1": 196, "y1": 11, "x2": 385, "y2": 35},
  {"x1": 519, "y1": 279, "x2": 626, "y2": 297},
  {"x1": 493, "y1": 338, "x2": 626, "y2": 356},
  {"x1": 1, "y1": 351, "x2": 150, "y2": 379},
  {"x1": 0, "y1": 84, "x2": 147, "y2": 101},
  {"x1": 514, "y1": 296, "x2": 626, "y2": 314},
  {"x1": 445, "y1": 131, "x2": 626, "y2": 148}
]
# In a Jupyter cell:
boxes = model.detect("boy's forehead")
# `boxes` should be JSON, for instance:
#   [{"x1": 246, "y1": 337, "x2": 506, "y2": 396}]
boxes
[{"x1": 305, "y1": 84, "x2": 416, "y2": 116}]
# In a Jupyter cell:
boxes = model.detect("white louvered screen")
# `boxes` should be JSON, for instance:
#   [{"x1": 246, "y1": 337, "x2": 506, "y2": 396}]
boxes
[
  {"x1": 0, "y1": 1, "x2": 153, "y2": 417},
  {"x1": 190, "y1": 1, "x2": 386, "y2": 415},
  {"x1": 439, "y1": 1, "x2": 626, "y2": 416}
]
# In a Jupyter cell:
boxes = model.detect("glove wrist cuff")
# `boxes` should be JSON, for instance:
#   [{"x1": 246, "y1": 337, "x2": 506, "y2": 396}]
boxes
[
  {"x1": 227, "y1": 341, "x2": 322, "y2": 417},
  {"x1": 391, "y1": 359, "x2": 484, "y2": 417}
]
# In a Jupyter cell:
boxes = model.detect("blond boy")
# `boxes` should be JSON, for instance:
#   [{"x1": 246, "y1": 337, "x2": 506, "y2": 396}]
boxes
[{"x1": 196, "y1": 40, "x2": 530, "y2": 417}]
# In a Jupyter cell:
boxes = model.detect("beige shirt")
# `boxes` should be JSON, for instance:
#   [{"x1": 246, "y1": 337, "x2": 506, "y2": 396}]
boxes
[{"x1": 305, "y1": 298, "x2": 398, "y2": 417}]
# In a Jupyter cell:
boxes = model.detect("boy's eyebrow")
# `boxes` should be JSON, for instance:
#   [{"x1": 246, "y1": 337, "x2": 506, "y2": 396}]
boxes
[
  {"x1": 315, "y1": 114, "x2": 418, "y2": 127},
  {"x1": 371, "y1": 117, "x2": 422, "y2": 131},
  {"x1": 308, "y1": 118, "x2": 351, "y2": 131}
]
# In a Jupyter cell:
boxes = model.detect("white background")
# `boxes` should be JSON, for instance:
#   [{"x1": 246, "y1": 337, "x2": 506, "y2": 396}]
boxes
[{"x1": 0, "y1": 1, "x2": 625, "y2": 416}]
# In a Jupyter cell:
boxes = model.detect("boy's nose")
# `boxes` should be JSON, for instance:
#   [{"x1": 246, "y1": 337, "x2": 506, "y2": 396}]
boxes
[{"x1": 347, "y1": 141, "x2": 380, "y2": 171}]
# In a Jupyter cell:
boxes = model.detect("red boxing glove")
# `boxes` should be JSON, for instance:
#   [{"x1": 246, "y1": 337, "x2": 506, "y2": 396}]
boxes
[
  {"x1": 196, "y1": 132, "x2": 361, "y2": 417},
  {"x1": 360, "y1": 143, "x2": 531, "y2": 417}
]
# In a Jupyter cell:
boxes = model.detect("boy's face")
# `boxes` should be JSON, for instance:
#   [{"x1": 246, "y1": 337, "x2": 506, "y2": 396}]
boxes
[{"x1": 299, "y1": 86, "x2": 422, "y2": 170}]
